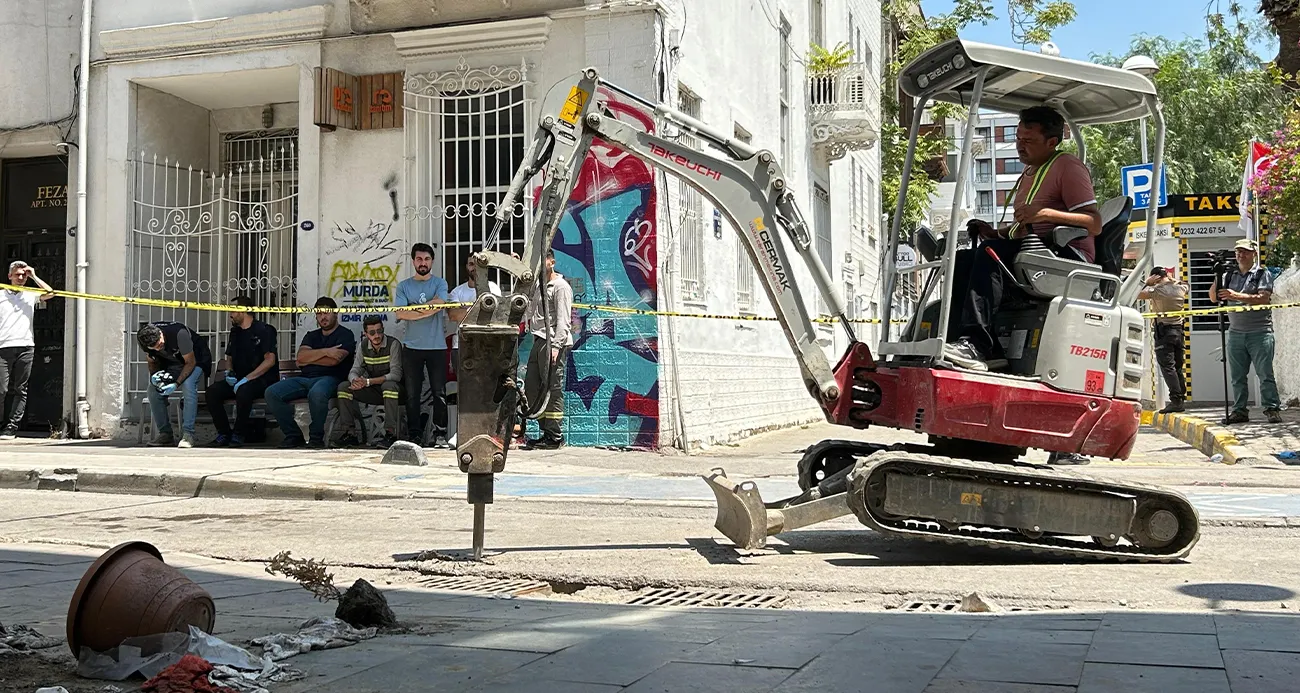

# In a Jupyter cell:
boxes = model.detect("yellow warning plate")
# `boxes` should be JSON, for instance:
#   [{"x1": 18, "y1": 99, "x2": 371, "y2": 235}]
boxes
[{"x1": 559, "y1": 86, "x2": 589, "y2": 124}]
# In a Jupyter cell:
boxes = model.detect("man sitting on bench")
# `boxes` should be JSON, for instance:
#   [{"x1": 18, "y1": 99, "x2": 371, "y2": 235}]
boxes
[
  {"x1": 206, "y1": 296, "x2": 280, "y2": 447},
  {"x1": 944, "y1": 106, "x2": 1102, "y2": 373}
]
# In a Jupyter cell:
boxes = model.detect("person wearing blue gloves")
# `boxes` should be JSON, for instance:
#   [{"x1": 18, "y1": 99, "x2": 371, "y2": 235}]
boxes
[
  {"x1": 205, "y1": 296, "x2": 280, "y2": 447},
  {"x1": 136, "y1": 320, "x2": 213, "y2": 448}
]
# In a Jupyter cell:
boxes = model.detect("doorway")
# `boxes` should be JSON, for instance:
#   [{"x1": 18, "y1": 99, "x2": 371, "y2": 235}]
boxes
[{"x1": 1, "y1": 157, "x2": 69, "y2": 432}]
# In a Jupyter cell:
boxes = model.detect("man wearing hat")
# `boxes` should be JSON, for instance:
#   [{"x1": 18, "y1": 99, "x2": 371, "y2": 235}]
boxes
[
  {"x1": 0, "y1": 260, "x2": 56, "y2": 440},
  {"x1": 1139, "y1": 266, "x2": 1189, "y2": 413},
  {"x1": 1210, "y1": 238, "x2": 1281, "y2": 424}
]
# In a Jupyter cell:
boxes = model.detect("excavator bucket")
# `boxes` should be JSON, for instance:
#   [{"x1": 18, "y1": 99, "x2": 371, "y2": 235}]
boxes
[
  {"x1": 702, "y1": 468, "x2": 773, "y2": 550},
  {"x1": 702, "y1": 467, "x2": 855, "y2": 550}
]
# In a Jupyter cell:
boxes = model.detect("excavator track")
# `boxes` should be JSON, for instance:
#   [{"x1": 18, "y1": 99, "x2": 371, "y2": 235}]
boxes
[{"x1": 843, "y1": 449, "x2": 1201, "y2": 562}]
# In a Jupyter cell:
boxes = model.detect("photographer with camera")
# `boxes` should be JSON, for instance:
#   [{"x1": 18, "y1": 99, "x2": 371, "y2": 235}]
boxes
[
  {"x1": 1139, "y1": 267, "x2": 1189, "y2": 413},
  {"x1": 1209, "y1": 238, "x2": 1281, "y2": 424}
]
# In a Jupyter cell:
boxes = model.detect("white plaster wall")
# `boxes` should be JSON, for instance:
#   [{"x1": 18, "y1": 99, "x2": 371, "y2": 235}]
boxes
[
  {"x1": 655, "y1": 0, "x2": 882, "y2": 448},
  {"x1": 85, "y1": 43, "x2": 322, "y2": 435},
  {"x1": 0, "y1": 0, "x2": 80, "y2": 134},
  {"x1": 90, "y1": 0, "x2": 354, "y2": 59}
]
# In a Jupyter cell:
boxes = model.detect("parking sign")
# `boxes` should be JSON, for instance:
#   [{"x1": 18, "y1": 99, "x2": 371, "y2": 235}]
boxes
[{"x1": 1121, "y1": 164, "x2": 1167, "y2": 211}]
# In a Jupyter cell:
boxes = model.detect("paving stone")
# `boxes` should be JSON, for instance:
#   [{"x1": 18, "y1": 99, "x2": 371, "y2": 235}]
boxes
[
  {"x1": 408, "y1": 627, "x2": 591, "y2": 654},
  {"x1": 1214, "y1": 613, "x2": 1300, "y2": 653},
  {"x1": 309, "y1": 643, "x2": 543, "y2": 692},
  {"x1": 468, "y1": 679, "x2": 622, "y2": 693},
  {"x1": 1086, "y1": 630, "x2": 1224, "y2": 668},
  {"x1": 1098, "y1": 612, "x2": 1218, "y2": 635},
  {"x1": 273, "y1": 641, "x2": 448, "y2": 693},
  {"x1": 1077, "y1": 663, "x2": 1231, "y2": 693},
  {"x1": 623, "y1": 661, "x2": 793, "y2": 692},
  {"x1": 923, "y1": 681, "x2": 1076, "y2": 693},
  {"x1": 773, "y1": 636, "x2": 961, "y2": 692},
  {"x1": 0, "y1": 568, "x2": 82, "y2": 589},
  {"x1": 984, "y1": 616, "x2": 1101, "y2": 632},
  {"x1": 937, "y1": 640, "x2": 1088, "y2": 686},
  {"x1": 1222, "y1": 649, "x2": 1300, "y2": 693},
  {"x1": 198, "y1": 578, "x2": 304, "y2": 600},
  {"x1": 502, "y1": 634, "x2": 711, "y2": 686},
  {"x1": 675, "y1": 628, "x2": 849, "y2": 669},
  {"x1": 971, "y1": 627, "x2": 1095, "y2": 646}
]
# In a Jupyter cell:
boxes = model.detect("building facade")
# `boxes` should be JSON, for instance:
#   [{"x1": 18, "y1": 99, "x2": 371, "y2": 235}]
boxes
[
  {"x1": 0, "y1": 1, "x2": 81, "y2": 435},
  {"x1": 43, "y1": 0, "x2": 883, "y2": 449}
]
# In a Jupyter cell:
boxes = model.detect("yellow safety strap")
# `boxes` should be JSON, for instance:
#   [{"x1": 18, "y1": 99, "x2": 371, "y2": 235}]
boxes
[{"x1": 1004, "y1": 151, "x2": 1063, "y2": 239}]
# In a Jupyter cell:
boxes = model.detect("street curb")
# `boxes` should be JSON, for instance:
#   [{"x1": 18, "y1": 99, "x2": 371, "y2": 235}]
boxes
[
  {"x1": 0, "y1": 467, "x2": 422, "y2": 503},
  {"x1": 1148, "y1": 411, "x2": 1269, "y2": 466}
]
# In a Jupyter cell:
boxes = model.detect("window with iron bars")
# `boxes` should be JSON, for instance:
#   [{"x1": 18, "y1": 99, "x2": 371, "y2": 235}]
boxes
[
  {"x1": 734, "y1": 123, "x2": 755, "y2": 312},
  {"x1": 403, "y1": 64, "x2": 529, "y2": 293},
  {"x1": 677, "y1": 87, "x2": 706, "y2": 303}
]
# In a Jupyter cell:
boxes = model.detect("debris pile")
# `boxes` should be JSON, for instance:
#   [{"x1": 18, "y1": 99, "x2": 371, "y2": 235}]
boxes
[
  {"x1": 250, "y1": 617, "x2": 378, "y2": 662},
  {"x1": 264, "y1": 551, "x2": 396, "y2": 628}
]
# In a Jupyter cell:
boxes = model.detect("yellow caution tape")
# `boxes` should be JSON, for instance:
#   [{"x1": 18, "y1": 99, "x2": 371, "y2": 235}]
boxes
[
  {"x1": 5, "y1": 282, "x2": 1286, "y2": 325},
  {"x1": 8, "y1": 282, "x2": 1287, "y2": 325},
  {"x1": 0, "y1": 283, "x2": 903, "y2": 324}
]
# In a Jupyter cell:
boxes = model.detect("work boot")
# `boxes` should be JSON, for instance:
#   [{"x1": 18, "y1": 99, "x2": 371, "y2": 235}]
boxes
[
  {"x1": 148, "y1": 430, "x2": 176, "y2": 447},
  {"x1": 942, "y1": 339, "x2": 988, "y2": 372},
  {"x1": 1159, "y1": 399, "x2": 1186, "y2": 414},
  {"x1": 1222, "y1": 410, "x2": 1250, "y2": 425},
  {"x1": 333, "y1": 432, "x2": 361, "y2": 448},
  {"x1": 1047, "y1": 452, "x2": 1090, "y2": 465},
  {"x1": 178, "y1": 433, "x2": 195, "y2": 449},
  {"x1": 1266, "y1": 409, "x2": 1284, "y2": 424},
  {"x1": 524, "y1": 436, "x2": 565, "y2": 450}
]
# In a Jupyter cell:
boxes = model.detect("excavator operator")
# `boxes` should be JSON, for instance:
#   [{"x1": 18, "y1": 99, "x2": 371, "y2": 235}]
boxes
[{"x1": 944, "y1": 105, "x2": 1102, "y2": 372}]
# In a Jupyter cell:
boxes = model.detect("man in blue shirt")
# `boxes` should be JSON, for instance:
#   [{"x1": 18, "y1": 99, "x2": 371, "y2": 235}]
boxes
[
  {"x1": 265, "y1": 296, "x2": 356, "y2": 448},
  {"x1": 394, "y1": 242, "x2": 450, "y2": 446}
]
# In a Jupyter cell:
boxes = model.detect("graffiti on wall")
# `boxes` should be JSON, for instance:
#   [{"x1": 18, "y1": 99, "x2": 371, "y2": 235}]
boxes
[
  {"x1": 325, "y1": 219, "x2": 403, "y2": 325},
  {"x1": 541, "y1": 91, "x2": 661, "y2": 448}
]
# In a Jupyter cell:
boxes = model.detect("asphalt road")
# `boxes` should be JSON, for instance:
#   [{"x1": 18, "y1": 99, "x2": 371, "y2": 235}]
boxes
[{"x1": 3, "y1": 486, "x2": 1298, "y2": 616}]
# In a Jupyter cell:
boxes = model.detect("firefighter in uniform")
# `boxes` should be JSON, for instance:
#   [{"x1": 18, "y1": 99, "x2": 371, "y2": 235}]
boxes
[{"x1": 335, "y1": 315, "x2": 403, "y2": 448}]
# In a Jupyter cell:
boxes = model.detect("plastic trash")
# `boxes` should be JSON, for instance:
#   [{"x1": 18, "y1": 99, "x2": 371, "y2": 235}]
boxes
[
  {"x1": 250, "y1": 617, "x2": 378, "y2": 662},
  {"x1": 76, "y1": 627, "x2": 299, "y2": 682},
  {"x1": 1276, "y1": 451, "x2": 1298, "y2": 460},
  {"x1": 1210, "y1": 453, "x2": 1225, "y2": 464},
  {"x1": 35, "y1": 688, "x2": 70, "y2": 693}
]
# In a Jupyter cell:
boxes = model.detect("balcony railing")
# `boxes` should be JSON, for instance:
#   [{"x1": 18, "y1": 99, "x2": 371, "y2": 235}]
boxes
[
  {"x1": 975, "y1": 172, "x2": 993, "y2": 184},
  {"x1": 808, "y1": 62, "x2": 880, "y2": 161}
]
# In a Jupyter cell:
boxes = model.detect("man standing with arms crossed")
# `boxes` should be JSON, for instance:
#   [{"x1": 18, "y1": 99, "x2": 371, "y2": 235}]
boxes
[
  {"x1": 0, "y1": 261, "x2": 55, "y2": 440},
  {"x1": 394, "y1": 243, "x2": 450, "y2": 447},
  {"x1": 1139, "y1": 267, "x2": 1190, "y2": 414},
  {"x1": 523, "y1": 249, "x2": 573, "y2": 450},
  {"x1": 1210, "y1": 238, "x2": 1281, "y2": 424}
]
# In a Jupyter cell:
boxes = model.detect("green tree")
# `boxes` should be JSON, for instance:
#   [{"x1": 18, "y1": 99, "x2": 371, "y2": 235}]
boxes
[
  {"x1": 881, "y1": 0, "x2": 1076, "y2": 233},
  {"x1": 1080, "y1": 10, "x2": 1286, "y2": 202}
]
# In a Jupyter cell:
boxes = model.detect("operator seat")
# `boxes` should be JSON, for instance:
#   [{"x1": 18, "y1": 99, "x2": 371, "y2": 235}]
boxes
[{"x1": 1013, "y1": 195, "x2": 1133, "y2": 300}]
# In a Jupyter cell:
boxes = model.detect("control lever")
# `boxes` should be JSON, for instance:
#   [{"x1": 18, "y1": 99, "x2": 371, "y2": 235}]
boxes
[{"x1": 983, "y1": 245, "x2": 1032, "y2": 293}]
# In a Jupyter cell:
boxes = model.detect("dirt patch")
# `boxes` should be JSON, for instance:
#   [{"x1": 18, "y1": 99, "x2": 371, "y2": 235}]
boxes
[{"x1": 0, "y1": 653, "x2": 132, "y2": 693}]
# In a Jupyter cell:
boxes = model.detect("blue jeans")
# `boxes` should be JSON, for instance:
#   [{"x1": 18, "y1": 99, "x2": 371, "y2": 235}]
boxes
[
  {"x1": 148, "y1": 368, "x2": 203, "y2": 436},
  {"x1": 265, "y1": 376, "x2": 340, "y2": 442},
  {"x1": 1227, "y1": 330, "x2": 1281, "y2": 413}
]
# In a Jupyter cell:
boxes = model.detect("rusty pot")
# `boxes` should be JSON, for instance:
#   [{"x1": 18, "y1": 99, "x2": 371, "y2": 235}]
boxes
[{"x1": 66, "y1": 541, "x2": 215, "y2": 656}]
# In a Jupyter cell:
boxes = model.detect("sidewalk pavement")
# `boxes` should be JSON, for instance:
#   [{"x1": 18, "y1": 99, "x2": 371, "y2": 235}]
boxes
[
  {"x1": 1147, "y1": 405, "x2": 1300, "y2": 466},
  {"x1": 3, "y1": 542, "x2": 1296, "y2": 693}
]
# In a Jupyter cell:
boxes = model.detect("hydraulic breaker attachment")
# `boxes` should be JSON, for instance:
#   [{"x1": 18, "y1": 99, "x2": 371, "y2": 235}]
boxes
[{"x1": 702, "y1": 467, "x2": 854, "y2": 550}]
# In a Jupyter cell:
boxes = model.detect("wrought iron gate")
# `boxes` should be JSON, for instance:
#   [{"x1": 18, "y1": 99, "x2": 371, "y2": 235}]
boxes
[{"x1": 126, "y1": 131, "x2": 299, "y2": 413}]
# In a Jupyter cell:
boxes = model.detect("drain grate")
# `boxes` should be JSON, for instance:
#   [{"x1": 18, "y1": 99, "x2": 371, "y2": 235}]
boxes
[
  {"x1": 904, "y1": 601, "x2": 960, "y2": 613},
  {"x1": 626, "y1": 588, "x2": 786, "y2": 608},
  {"x1": 903, "y1": 600, "x2": 1033, "y2": 613},
  {"x1": 418, "y1": 575, "x2": 552, "y2": 597}
]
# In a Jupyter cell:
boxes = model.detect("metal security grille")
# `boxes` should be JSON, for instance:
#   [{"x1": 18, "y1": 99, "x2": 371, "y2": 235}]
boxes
[
  {"x1": 626, "y1": 588, "x2": 786, "y2": 608},
  {"x1": 125, "y1": 135, "x2": 299, "y2": 414},
  {"x1": 404, "y1": 61, "x2": 529, "y2": 290},
  {"x1": 677, "y1": 88, "x2": 705, "y2": 302},
  {"x1": 1189, "y1": 250, "x2": 1221, "y2": 333}
]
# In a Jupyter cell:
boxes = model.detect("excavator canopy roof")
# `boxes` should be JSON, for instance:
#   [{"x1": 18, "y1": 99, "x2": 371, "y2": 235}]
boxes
[{"x1": 899, "y1": 38, "x2": 1157, "y2": 126}]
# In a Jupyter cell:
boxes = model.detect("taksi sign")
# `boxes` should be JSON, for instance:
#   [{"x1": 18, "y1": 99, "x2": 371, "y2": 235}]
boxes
[{"x1": 1121, "y1": 164, "x2": 1167, "y2": 211}]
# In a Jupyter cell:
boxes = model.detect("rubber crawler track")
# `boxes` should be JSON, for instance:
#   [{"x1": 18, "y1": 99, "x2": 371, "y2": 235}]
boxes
[{"x1": 839, "y1": 450, "x2": 1202, "y2": 563}]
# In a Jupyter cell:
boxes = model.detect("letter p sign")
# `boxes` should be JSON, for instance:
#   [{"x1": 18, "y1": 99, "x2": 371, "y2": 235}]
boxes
[{"x1": 1121, "y1": 163, "x2": 1167, "y2": 211}]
